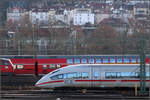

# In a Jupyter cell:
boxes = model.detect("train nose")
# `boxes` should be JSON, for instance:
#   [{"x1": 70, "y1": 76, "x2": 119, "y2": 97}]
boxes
[{"x1": 35, "y1": 80, "x2": 42, "y2": 87}]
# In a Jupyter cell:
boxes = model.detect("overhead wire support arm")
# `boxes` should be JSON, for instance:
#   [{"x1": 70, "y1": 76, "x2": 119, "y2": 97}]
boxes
[{"x1": 139, "y1": 36, "x2": 146, "y2": 95}]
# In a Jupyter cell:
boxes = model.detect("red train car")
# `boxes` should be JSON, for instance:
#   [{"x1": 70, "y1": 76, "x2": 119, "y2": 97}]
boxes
[{"x1": 0, "y1": 55, "x2": 150, "y2": 76}]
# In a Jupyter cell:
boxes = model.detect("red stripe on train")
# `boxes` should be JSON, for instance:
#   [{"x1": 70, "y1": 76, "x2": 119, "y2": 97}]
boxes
[
  {"x1": 75, "y1": 80, "x2": 150, "y2": 82},
  {"x1": 36, "y1": 80, "x2": 64, "y2": 86}
]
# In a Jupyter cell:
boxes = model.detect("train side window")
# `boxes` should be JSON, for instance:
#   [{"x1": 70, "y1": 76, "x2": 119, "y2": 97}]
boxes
[
  {"x1": 137, "y1": 58, "x2": 140, "y2": 63},
  {"x1": 131, "y1": 58, "x2": 136, "y2": 63},
  {"x1": 110, "y1": 58, "x2": 115, "y2": 63},
  {"x1": 146, "y1": 72, "x2": 150, "y2": 78},
  {"x1": 88, "y1": 58, "x2": 94, "y2": 64},
  {"x1": 124, "y1": 58, "x2": 129, "y2": 63},
  {"x1": 43, "y1": 65, "x2": 47, "y2": 69},
  {"x1": 64, "y1": 73, "x2": 67, "y2": 79},
  {"x1": 95, "y1": 59, "x2": 101, "y2": 64},
  {"x1": 77, "y1": 73, "x2": 82, "y2": 78},
  {"x1": 81, "y1": 58, "x2": 87, "y2": 63},
  {"x1": 56, "y1": 64, "x2": 61, "y2": 68},
  {"x1": 49, "y1": 64, "x2": 55, "y2": 69},
  {"x1": 82, "y1": 72, "x2": 89, "y2": 78},
  {"x1": 74, "y1": 59, "x2": 80, "y2": 64},
  {"x1": 117, "y1": 58, "x2": 122, "y2": 63},
  {"x1": 67, "y1": 59, "x2": 73, "y2": 64},
  {"x1": 94, "y1": 72, "x2": 99, "y2": 78},
  {"x1": 105, "y1": 72, "x2": 116, "y2": 78},
  {"x1": 103, "y1": 58, "x2": 108, "y2": 63}
]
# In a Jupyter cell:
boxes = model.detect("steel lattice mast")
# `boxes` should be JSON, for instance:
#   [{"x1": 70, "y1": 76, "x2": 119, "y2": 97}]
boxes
[{"x1": 140, "y1": 36, "x2": 146, "y2": 95}]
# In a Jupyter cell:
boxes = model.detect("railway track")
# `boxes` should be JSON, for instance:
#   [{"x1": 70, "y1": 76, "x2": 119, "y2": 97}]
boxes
[{"x1": 1, "y1": 89, "x2": 150, "y2": 100}]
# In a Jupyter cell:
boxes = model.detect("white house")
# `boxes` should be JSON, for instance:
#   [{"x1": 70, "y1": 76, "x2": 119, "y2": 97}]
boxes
[
  {"x1": 29, "y1": 9, "x2": 50, "y2": 25},
  {"x1": 73, "y1": 8, "x2": 94, "y2": 25},
  {"x1": 55, "y1": 9, "x2": 71, "y2": 25},
  {"x1": 7, "y1": 7, "x2": 25, "y2": 23}
]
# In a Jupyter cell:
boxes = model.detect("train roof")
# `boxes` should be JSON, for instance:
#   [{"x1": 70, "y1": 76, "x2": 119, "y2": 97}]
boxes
[{"x1": 0, "y1": 55, "x2": 149, "y2": 59}]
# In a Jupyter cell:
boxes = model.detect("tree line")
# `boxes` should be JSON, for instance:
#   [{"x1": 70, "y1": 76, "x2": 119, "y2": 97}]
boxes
[{"x1": 0, "y1": 24, "x2": 150, "y2": 55}]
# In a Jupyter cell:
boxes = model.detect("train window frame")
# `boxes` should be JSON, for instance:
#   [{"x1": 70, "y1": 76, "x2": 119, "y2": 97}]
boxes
[
  {"x1": 81, "y1": 58, "x2": 87, "y2": 64},
  {"x1": 110, "y1": 58, "x2": 115, "y2": 63},
  {"x1": 95, "y1": 58, "x2": 102, "y2": 64},
  {"x1": 74, "y1": 58, "x2": 80, "y2": 64},
  {"x1": 124, "y1": 58, "x2": 129, "y2": 63},
  {"x1": 67, "y1": 59, "x2": 73, "y2": 64},
  {"x1": 77, "y1": 73, "x2": 82, "y2": 78},
  {"x1": 88, "y1": 58, "x2": 94, "y2": 64},
  {"x1": 131, "y1": 58, "x2": 136, "y2": 63},
  {"x1": 82, "y1": 72, "x2": 89, "y2": 78},
  {"x1": 117, "y1": 58, "x2": 122, "y2": 63},
  {"x1": 56, "y1": 64, "x2": 61, "y2": 68},
  {"x1": 137, "y1": 58, "x2": 140, "y2": 63},
  {"x1": 106, "y1": 72, "x2": 140, "y2": 79},
  {"x1": 49, "y1": 64, "x2": 55, "y2": 69},
  {"x1": 43, "y1": 65, "x2": 47, "y2": 70},
  {"x1": 103, "y1": 58, "x2": 108, "y2": 63},
  {"x1": 50, "y1": 74, "x2": 63, "y2": 80},
  {"x1": 94, "y1": 72, "x2": 99, "y2": 78}
]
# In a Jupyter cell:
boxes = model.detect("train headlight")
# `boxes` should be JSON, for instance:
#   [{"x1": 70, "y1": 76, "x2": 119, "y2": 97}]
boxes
[
  {"x1": 5, "y1": 66, "x2": 9, "y2": 69},
  {"x1": 17, "y1": 65, "x2": 24, "y2": 69}
]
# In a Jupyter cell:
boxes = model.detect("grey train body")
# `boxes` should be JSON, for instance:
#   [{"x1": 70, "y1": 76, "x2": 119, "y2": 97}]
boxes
[{"x1": 35, "y1": 64, "x2": 150, "y2": 88}]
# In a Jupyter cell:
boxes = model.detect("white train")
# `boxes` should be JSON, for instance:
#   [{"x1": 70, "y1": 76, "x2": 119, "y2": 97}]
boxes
[{"x1": 35, "y1": 64, "x2": 150, "y2": 88}]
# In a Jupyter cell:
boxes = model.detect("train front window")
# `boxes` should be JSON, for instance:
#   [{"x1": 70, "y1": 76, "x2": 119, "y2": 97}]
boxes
[
  {"x1": 0, "y1": 59, "x2": 10, "y2": 65},
  {"x1": 50, "y1": 74, "x2": 63, "y2": 80}
]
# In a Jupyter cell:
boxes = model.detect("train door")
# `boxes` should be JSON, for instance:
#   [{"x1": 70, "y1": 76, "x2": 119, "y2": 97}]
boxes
[{"x1": 91, "y1": 66, "x2": 101, "y2": 87}]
